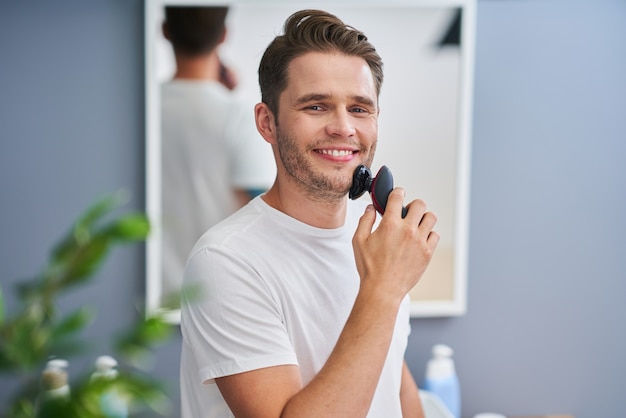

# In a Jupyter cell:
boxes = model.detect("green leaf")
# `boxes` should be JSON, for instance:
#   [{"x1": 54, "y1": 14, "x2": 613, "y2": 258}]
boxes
[
  {"x1": 0, "y1": 285, "x2": 4, "y2": 326},
  {"x1": 14, "y1": 279, "x2": 44, "y2": 303},
  {"x1": 0, "y1": 344, "x2": 16, "y2": 371},
  {"x1": 102, "y1": 213, "x2": 150, "y2": 241},
  {"x1": 8, "y1": 398, "x2": 36, "y2": 418},
  {"x1": 180, "y1": 283, "x2": 203, "y2": 306},
  {"x1": 112, "y1": 371, "x2": 171, "y2": 415},
  {"x1": 45, "y1": 320, "x2": 92, "y2": 362},
  {"x1": 139, "y1": 316, "x2": 173, "y2": 343},
  {"x1": 76, "y1": 190, "x2": 129, "y2": 230},
  {"x1": 50, "y1": 191, "x2": 128, "y2": 263},
  {"x1": 1, "y1": 314, "x2": 49, "y2": 370},
  {"x1": 59, "y1": 236, "x2": 110, "y2": 288},
  {"x1": 50, "y1": 307, "x2": 93, "y2": 340},
  {"x1": 115, "y1": 315, "x2": 173, "y2": 365},
  {"x1": 68, "y1": 371, "x2": 171, "y2": 417}
]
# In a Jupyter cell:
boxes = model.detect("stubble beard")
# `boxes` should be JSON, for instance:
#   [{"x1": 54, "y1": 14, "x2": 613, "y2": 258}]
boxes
[{"x1": 276, "y1": 128, "x2": 376, "y2": 203}]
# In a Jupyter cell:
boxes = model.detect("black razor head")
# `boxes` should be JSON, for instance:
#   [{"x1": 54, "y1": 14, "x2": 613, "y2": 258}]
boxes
[
  {"x1": 370, "y1": 165, "x2": 393, "y2": 214},
  {"x1": 349, "y1": 164, "x2": 407, "y2": 217},
  {"x1": 349, "y1": 164, "x2": 373, "y2": 200}
]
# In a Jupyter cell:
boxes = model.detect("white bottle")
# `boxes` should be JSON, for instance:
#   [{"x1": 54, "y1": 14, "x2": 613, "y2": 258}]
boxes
[
  {"x1": 91, "y1": 355, "x2": 128, "y2": 418},
  {"x1": 422, "y1": 344, "x2": 461, "y2": 418},
  {"x1": 36, "y1": 359, "x2": 71, "y2": 417}
]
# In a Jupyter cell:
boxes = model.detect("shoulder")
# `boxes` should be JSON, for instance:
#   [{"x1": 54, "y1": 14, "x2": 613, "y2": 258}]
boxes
[
  {"x1": 161, "y1": 80, "x2": 242, "y2": 106},
  {"x1": 197, "y1": 197, "x2": 255, "y2": 238}
]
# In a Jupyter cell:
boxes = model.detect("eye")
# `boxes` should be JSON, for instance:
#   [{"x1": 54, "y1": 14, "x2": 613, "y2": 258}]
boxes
[
  {"x1": 350, "y1": 106, "x2": 371, "y2": 114},
  {"x1": 302, "y1": 104, "x2": 325, "y2": 112}
]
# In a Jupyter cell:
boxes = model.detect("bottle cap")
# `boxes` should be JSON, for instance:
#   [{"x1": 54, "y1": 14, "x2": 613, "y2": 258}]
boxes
[
  {"x1": 95, "y1": 355, "x2": 118, "y2": 371},
  {"x1": 46, "y1": 359, "x2": 69, "y2": 370},
  {"x1": 91, "y1": 355, "x2": 119, "y2": 380},
  {"x1": 426, "y1": 344, "x2": 456, "y2": 380},
  {"x1": 433, "y1": 344, "x2": 454, "y2": 358}
]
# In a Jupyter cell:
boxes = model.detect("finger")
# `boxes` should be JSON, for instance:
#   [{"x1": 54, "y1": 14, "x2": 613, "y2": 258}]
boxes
[
  {"x1": 383, "y1": 188, "x2": 406, "y2": 219},
  {"x1": 403, "y1": 199, "x2": 426, "y2": 223},
  {"x1": 353, "y1": 204, "x2": 377, "y2": 244},
  {"x1": 416, "y1": 212, "x2": 438, "y2": 245},
  {"x1": 418, "y1": 211, "x2": 438, "y2": 231},
  {"x1": 427, "y1": 230, "x2": 440, "y2": 250}
]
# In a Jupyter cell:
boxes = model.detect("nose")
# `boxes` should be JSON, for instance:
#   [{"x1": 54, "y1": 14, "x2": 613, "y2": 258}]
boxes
[{"x1": 325, "y1": 109, "x2": 356, "y2": 138}]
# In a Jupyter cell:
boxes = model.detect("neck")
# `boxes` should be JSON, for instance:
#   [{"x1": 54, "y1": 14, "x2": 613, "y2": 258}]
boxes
[
  {"x1": 262, "y1": 182, "x2": 348, "y2": 229},
  {"x1": 173, "y1": 51, "x2": 220, "y2": 81}
]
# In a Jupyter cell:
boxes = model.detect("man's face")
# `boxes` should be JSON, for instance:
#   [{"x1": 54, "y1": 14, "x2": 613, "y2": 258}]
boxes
[{"x1": 274, "y1": 51, "x2": 379, "y2": 201}]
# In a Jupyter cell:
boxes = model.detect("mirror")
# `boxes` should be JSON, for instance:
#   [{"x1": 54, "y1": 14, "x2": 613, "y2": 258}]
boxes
[{"x1": 145, "y1": 0, "x2": 476, "y2": 321}]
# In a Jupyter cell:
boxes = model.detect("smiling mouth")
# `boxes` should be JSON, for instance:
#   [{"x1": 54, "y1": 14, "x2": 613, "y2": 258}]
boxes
[{"x1": 316, "y1": 149, "x2": 356, "y2": 157}]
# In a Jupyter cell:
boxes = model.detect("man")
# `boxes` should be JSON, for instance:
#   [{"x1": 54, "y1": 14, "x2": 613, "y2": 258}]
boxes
[
  {"x1": 160, "y1": 6, "x2": 275, "y2": 303},
  {"x1": 180, "y1": 9, "x2": 439, "y2": 417}
]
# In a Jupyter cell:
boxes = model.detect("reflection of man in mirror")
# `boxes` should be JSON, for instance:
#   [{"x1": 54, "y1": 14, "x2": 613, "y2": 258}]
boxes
[
  {"x1": 180, "y1": 9, "x2": 438, "y2": 418},
  {"x1": 160, "y1": 6, "x2": 275, "y2": 303}
]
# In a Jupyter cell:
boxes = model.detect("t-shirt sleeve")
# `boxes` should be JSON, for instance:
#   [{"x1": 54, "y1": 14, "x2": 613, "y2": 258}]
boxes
[
  {"x1": 181, "y1": 244, "x2": 297, "y2": 385},
  {"x1": 226, "y1": 101, "x2": 275, "y2": 191}
]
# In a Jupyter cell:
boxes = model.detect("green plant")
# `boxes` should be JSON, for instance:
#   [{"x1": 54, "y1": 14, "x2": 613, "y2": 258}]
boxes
[{"x1": 0, "y1": 191, "x2": 174, "y2": 417}]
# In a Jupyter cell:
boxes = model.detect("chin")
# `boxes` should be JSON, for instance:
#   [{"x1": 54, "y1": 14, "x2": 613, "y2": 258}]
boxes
[{"x1": 335, "y1": 177, "x2": 354, "y2": 196}]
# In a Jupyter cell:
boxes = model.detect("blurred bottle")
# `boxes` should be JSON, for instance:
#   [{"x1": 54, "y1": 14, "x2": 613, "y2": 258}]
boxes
[
  {"x1": 422, "y1": 344, "x2": 460, "y2": 418},
  {"x1": 91, "y1": 355, "x2": 128, "y2": 418},
  {"x1": 36, "y1": 359, "x2": 71, "y2": 417}
]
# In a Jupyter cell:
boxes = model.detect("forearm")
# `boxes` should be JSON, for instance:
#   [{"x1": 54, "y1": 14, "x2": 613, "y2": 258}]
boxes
[
  {"x1": 400, "y1": 362, "x2": 424, "y2": 418},
  {"x1": 281, "y1": 284, "x2": 402, "y2": 417}
]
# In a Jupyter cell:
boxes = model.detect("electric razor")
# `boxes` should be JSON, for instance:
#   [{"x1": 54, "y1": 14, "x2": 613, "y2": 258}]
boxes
[{"x1": 349, "y1": 164, "x2": 408, "y2": 218}]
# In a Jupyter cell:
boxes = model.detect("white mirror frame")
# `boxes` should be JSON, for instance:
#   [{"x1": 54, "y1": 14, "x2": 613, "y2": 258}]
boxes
[{"x1": 145, "y1": 0, "x2": 476, "y2": 322}]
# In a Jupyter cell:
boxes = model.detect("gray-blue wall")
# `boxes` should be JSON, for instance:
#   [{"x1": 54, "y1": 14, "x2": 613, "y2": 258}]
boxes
[{"x1": 1, "y1": 1, "x2": 624, "y2": 417}]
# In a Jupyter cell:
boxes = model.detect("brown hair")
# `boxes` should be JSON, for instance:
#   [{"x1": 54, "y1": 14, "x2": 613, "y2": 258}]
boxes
[
  {"x1": 164, "y1": 6, "x2": 229, "y2": 56},
  {"x1": 258, "y1": 9, "x2": 384, "y2": 116}
]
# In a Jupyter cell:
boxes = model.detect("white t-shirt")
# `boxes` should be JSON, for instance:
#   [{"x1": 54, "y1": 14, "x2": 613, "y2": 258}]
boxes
[
  {"x1": 160, "y1": 80, "x2": 275, "y2": 301},
  {"x1": 180, "y1": 196, "x2": 411, "y2": 418}
]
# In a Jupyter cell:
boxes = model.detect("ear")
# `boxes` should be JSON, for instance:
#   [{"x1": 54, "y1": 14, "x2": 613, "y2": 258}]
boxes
[
  {"x1": 218, "y1": 27, "x2": 227, "y2": 45},
  {"x1": 162, "y1": 21, "x2": 170, "y2": 41},
  {"x1": 255, "y1": 103, "x2": 278, "y2": 145}
]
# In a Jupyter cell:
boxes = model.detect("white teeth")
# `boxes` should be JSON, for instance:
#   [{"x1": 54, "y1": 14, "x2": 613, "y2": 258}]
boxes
[{"x1": 320, "y1": 149, "x2": 352, "y2": 157}]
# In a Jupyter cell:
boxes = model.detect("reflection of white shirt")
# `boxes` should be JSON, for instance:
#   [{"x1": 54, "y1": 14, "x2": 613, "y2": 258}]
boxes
[
  {"x1": 160, "y1": 80, "x2": 275, "y2": 301},
  {"x1": 180, "y1": 196, "x2": 410, "y2": 418}
]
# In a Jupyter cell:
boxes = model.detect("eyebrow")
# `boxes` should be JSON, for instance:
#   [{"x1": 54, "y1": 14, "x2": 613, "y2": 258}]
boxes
[
  {"x1": 294, "y1": 93, "x2": 376, "y2": 108},
  {"x1": 294, "y1": 93, "x2": 330, "y2": 106}
]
